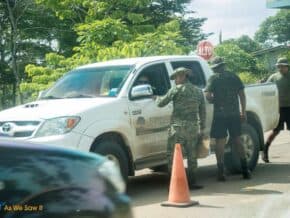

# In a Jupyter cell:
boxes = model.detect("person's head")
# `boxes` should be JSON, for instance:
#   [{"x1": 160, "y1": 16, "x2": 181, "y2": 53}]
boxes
[
  {"x1": 170, "y1": 67, "x2": 191, "y2": 85},
  {"x1": 135, "y1": 75, "x2": 150, "y2": 85},
  {"x1": 276, "y1": 57, "x2": 289, "y2": 75},
  {"x1": 211, "y1": 57, "x2": 226, "y2": 73}
]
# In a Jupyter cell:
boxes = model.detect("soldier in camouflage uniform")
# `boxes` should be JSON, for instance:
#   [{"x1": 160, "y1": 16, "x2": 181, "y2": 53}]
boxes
[
  {"x1": 155, "y1": 67, "x2": 206, "y2": 190},
  {"x1": 205, "y1": 57, "x2": 251, "y2": 181}
]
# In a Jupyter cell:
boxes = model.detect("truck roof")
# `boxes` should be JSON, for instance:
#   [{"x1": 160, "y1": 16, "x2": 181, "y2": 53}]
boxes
[{"x1": 77, "y1": 55, "x2": 203, "y2": 69}]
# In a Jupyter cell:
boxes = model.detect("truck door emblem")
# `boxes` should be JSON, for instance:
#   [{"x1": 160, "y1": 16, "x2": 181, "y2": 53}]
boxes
[
  {"x1": 136, "y1": 117, "x2": 145, "y2": 126},
  {"x1": 132, "y1": 109, "x2": 142, "y2": 115}
]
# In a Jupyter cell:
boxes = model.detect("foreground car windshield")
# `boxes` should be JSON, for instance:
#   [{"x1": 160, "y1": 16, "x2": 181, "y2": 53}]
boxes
[{"x1": 42, "y1": 65, "x2": 133, "y2": 99}]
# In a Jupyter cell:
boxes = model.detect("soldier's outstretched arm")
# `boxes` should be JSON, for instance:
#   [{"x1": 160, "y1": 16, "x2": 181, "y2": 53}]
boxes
[
  {"x1": 266, "y1": 73, "x2": 276, "y2": 83},
  {"x1": 155, "y1": 86, "x2": 178, "y2": 107}
]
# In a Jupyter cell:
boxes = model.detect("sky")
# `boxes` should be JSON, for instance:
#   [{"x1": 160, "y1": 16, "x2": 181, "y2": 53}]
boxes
[{"x1": 189, "y1": 0, "x2": 277, "y2": 45}]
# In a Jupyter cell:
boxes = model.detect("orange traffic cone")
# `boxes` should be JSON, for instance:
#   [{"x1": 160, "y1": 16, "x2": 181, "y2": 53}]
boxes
[{"x1": 161, "y1": 143, "x2": 199, "y2": 207}]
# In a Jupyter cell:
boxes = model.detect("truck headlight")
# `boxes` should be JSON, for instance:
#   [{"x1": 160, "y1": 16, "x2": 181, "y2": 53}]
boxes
[
  {"x1": 98, "y1": 160, "x2": 125, "y2": 193},
  {"x1": 35, "y1": 116, "x2": 80, "y2": 137}
]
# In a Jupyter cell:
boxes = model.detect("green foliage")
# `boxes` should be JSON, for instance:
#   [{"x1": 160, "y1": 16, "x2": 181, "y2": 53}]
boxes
[
  {"x1": 75, "y1": 18, "x2": 131, "y2": 46},
  {"x1": 238, "y1": 72, "x2": 262, "y2": 85},
  {"x1": 74, "y1": 19, "x2": 187, "y2": 61},
  {"x1": 281, "y1": 50, "x2": 290, "y2": 63},
  {"x1": 255, "y1": 10, "x2": 290, "y2": 45},
  {"x1": 0, "y1": 0, "x2": 79, "y2": 108},
  {"x1": 223, "y1": 35, "x2": 261, "y2": 53},
  {"x1": 34, "y1": 0, "x2": 207, "y2": 51},
  {"x1": 20, "y1": 53, "x2": 71, "y2": 99},
  {"x1": 214, "y1": 43, "x2": 258, "y2": 74},
  {"x1": 20, "y1": 0, "x2": 207, "y2": 99},
  {"x1": 214, "y1": 41, "x2": 271, "y2": 84}
]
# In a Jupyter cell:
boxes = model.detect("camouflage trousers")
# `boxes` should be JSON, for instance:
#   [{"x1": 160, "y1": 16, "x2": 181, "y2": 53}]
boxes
[{"x1": 167, "y1": 122, "x2": 199, "y2": 184}]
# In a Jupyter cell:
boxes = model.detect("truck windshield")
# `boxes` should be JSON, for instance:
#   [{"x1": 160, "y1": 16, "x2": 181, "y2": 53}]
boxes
[{"x1": 42, "y1": 65, "x2": 133, "y2": 99}]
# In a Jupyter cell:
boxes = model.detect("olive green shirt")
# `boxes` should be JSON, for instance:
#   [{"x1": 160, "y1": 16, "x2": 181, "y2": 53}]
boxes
[
  {"x1": 267, "y1": 71, "x2": 290, "y2": 107},
  {"x1": 205, "y1": 71, "x2": 244, "y2": 116},
  {"x1": 156, "y1": 80, "x2": 206, "y2": 130}
]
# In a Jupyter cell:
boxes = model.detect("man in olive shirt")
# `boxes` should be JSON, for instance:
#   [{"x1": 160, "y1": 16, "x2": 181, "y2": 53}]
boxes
[
  {"x1": 205, "y1": 57, "x2": 251, "y2": 181},
  {"x1": 263, "y1": 58, "x2": 290, "y2": 163},
  {"x1": 155, "y1": 67, "x2": 206, "y2": 189}
]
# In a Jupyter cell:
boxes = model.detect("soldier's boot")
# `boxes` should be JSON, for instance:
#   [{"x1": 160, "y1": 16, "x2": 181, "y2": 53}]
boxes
[
  {"x1": 217, "y1": 162, "x2": 226, "y2": 182},
  {"x1": 262, "y1": 144, "x2": 270, "y2": 163},
  {"x1": 240, "y1": 158, "x2": 251, "y2": 179},
  {"x1": 187, "y1": 172, "x2": 203, "y2": 190}
]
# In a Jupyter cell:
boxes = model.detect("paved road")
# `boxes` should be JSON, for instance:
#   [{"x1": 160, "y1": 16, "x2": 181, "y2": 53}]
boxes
[{"x1": 128, "y1": 131, "x2": 290, "y2": 218}]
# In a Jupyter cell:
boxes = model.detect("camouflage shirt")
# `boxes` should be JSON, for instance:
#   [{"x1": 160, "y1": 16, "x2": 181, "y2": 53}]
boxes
[
  {"x1": 156, "y1": 80, "x2": 206, "y2": 129},
  {"x1": 267, "y1": 71, "x2": 290, "y2": 107},
  {"x1": 205, "y1": 71, "x2": 244, "y2": 116}
]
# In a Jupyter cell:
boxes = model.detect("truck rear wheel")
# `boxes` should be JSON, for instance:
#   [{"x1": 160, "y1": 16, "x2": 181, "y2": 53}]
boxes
[
  {"x1": 224, "y1": 123, "x2": 260, "y2": 174},
  {"x1": 92, "y1": 140, "x2": 129, "y2": 181}
]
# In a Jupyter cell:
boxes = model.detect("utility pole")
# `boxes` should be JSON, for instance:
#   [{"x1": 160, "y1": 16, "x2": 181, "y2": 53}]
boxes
[{"x1": 219, "y1": 30, "x2": 223, "y2": 44}]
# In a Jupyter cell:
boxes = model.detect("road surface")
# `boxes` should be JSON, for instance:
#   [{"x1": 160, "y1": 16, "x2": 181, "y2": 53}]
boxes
[{"x1": 128, "y1": 131, "x2": 290, "y2": 218}]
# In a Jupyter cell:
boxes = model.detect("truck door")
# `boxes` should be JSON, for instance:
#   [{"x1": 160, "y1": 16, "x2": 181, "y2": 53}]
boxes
[{"x1": 128, "y1": 63, "x2": 172, "y2": 159}]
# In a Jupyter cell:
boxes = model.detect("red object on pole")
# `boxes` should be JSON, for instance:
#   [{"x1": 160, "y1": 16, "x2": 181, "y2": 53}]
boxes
[{"x1": 197, "y1": 41, "x2": 214, "y2": 60}]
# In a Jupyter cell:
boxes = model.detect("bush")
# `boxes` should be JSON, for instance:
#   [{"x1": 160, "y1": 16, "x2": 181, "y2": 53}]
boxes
[
  {"x1": 238, "y1": 72, "x2": 261, "y2": 84},
  {"x1": 214, "y1": 43, "x2": 258, "y2": 73}
]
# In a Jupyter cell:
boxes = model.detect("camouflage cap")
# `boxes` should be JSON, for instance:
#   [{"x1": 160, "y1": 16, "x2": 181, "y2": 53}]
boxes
[
  {"x1": 211, "y1": 56, "x2": 225, "y2": 69},
  {"x1": 170, "y1": 67, "x2": 191, "y2": 80},
  {"x1": 276, "y1": 57, "x2": 289, "y2": 66}
]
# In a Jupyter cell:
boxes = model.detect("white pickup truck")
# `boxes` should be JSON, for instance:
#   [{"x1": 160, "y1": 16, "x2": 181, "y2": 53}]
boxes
[{"x1": 0, "y1": 56, "x2": 279, "y2": 178}]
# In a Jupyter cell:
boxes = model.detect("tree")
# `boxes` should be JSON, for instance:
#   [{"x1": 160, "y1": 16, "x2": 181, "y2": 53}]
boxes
[
  {"x1": 238, "y1": 72, "x2": 260, "y2": 85},
  {"x1": 255, "y1": 10, "x2": 290, "y2": 45},
  {"x1": 223, "y1": 35, "x2": 261, "y2": 53},
  {"x1": 21, "y1": 0, "x2": 209, "y2": 98},
  {"x1": 0, "y1": 0, "x2": 78, "y2": 108},
  {"x1": 214, "y1": 43, "x2": 258, "y2": 74},
  {"x1": 35, "y1": 0, "x2": 209, "y2": 49}
]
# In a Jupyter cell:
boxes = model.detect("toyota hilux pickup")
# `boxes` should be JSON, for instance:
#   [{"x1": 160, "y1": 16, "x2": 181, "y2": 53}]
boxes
[{"x1": 0, "y1": 55, "x2": 279, "y2": 178}]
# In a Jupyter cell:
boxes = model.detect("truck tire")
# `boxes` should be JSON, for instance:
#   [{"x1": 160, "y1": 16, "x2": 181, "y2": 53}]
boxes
[
  {"x1": 224, "y1": 123, "x2": 260, "y2": 174},
  {"x1": 92, "y1": 140, "x2": 129, "y2": 181}
]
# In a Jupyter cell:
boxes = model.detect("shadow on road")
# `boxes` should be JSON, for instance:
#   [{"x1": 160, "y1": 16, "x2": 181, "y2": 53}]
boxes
[{"x1": 127, "y1": 162, "x2": 290, "y2": 207}]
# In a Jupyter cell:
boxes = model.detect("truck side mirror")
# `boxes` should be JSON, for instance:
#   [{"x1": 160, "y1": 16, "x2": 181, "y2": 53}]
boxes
[{"x1": 131, "y1": 84, "x2": 153, "y2": 99}]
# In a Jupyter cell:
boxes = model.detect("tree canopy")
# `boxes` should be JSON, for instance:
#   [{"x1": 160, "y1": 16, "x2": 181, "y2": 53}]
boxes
[
  {"x1": 20, "y1": 0, "x2": 209, "y2": 99},
  {"x1": 223, "y1": 35, "x2": 261, "y2": 53},
  {"x1": 0, "y1": 0, "x2": 77, "y2": 108},
  {"x1": 214, "y1": 43, "x2": 258, "y2": 74},
  {"x1": 255, "y1": 10, "x2": 290, "y2": 45}
]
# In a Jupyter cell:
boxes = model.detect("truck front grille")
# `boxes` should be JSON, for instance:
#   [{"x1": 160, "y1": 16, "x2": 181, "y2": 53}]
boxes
[
  {"x1": 14, "y1": 131, "x2": 35, "y2": 138},
  {"x1": 0, "y1": 121, "x2": 41, "y2": 138}
]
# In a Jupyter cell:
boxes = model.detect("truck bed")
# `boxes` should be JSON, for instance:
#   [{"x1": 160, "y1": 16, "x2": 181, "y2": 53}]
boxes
[{"x1": 245, "y1": 82, "x2": 279, "y2": 132}]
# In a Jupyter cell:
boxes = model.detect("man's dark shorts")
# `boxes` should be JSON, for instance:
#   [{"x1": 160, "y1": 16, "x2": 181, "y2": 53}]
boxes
[
  {"x1": 274, "y1": 107, "x2": 290, "y2": 132},
  {"x1": 210, "y1": 114, "x2": 241, "y2": 139}
]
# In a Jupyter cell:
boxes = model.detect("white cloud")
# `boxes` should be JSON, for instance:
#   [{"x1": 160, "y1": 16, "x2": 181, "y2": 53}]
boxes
[{"x1": 188, "y1": 0, "x2": 277, "y2": 45}]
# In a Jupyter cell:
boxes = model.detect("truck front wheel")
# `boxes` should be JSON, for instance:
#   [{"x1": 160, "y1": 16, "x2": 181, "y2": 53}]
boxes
[
  {"x1": 224, "y1": 123, "x2": 260, "y2": 174},
  {"x1": 92, "y1": 140, "x2": 129, "y2": 181}
]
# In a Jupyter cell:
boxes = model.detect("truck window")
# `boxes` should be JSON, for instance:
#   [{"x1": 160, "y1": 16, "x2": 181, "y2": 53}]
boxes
[
  {"x1": 171, "y1": 61, "x2": 206, "y2": 88},
  {"x1": 42, "y1": 65, "x2": 133, "y2": 99},
  {"x1": 133, "y1": 63, "x2": 171, "y2": 96}
]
